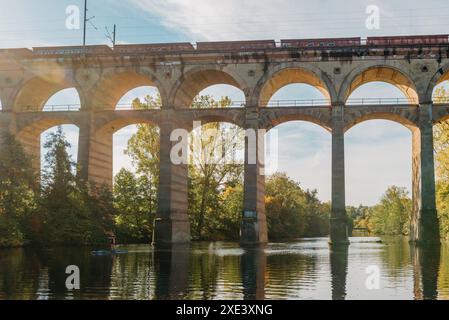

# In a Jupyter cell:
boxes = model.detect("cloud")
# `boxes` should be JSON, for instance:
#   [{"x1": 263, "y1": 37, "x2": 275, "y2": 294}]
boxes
[
  {"x1": 129, "y1": 0, "x2": 449, "y2": 41},
  {"x1": 129, "y1": 0, "x2": 367, "y2": 40}
]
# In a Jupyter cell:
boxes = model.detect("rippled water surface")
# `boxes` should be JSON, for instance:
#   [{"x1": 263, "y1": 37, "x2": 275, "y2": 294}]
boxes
[{"x1": 0, "y1": 237, "x2": 448, "y2": 300}]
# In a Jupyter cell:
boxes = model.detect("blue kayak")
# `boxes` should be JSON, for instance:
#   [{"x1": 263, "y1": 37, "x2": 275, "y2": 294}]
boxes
[{"x1": 91, "y1": 249, "x2": 128, "y2": 256}]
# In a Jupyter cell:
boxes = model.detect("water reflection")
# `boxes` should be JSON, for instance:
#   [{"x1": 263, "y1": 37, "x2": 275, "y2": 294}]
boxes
[
  {"x1": 241, "y1": 246, "x2": 267, "y2": 300},
  {"x1": 412, "y1": 245, "x2": 440, "y2": 300},
  {"x1": 154, "y1": 246, "x2": 190, "y2": 300},
  {"x1": 330, "y1": 244, "x2": 349, "y2": 300},
  {"x1": 0, "y1": 238, "x2": 448, "y2": 300}
]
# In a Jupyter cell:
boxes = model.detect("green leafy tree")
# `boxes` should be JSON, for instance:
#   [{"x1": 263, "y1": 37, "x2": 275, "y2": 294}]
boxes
[
  {"x1": 0, "y1": 134, "x2": 37, "y2": 247},
  {"x1": 188, "y1": 96, "x2": 244, "y2": 239},
  {"x1": 265, "y1": 173, "x2": 329, "y2": 240},
  {"x1": 113, "y1": 169, "x2": 155, "y2": 243},
  {"x1": 37, "y1": 127, "x2": 112, "y2": 245},
  {"x1": 434, "y1": 86, "x2": 449, "y2": 240},
  {"x1": 369, "y1": 186, "x2": 412, "y2": 236}
]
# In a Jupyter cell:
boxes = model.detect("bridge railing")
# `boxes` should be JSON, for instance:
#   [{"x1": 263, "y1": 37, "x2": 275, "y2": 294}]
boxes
[
  {"x1": 345, "y1": 97, "x2": 417, "y2": 105},
  {"x1": 3, "y1": 97, "x2": 444, "y2": 113}
]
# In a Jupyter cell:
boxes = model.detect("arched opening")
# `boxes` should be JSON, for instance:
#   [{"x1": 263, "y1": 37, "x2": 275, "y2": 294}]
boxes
[
  {"x1": 92, "y1": 71, "x2": 164, "y2": 110},
  {"x1": 16, "y1": 120, "x2": 79, "y2": 182},
  {"x1": 43, "y1": 88, "x2": 81, "y2": 112},
  {"x1": 41, "y1": 125, "x2": 79, "y2": 178},
  {"x1": 344, "y1": 67, "x2": 419, "y2": 105},
  {"x1": 259, "y1": 68, "x2": 332, "y2": 107},
  {"x1": 433, "y1": 73, "x2": 449, "y2": 240},
  {"x1": 111, "y1": 120, "x2": 160, "y2": 244},
  {"x1": 195, "y1": 84, "x2": 246, "y2": 108},
  {"x1": 188, "y1": 121, "x2": 245, "y2": 240},
  {"x1": 173, "y1": 69, "x2": 246, "y2": 108},
  {"x1": 14, "y1": 72, "x2": 78, "y2": 112},
  {"x1": 116, "y1": 86, "x2": 161, "y2": 110},
  {"x1": 265, "y1": 121, "x2": 331, "y2": 240},
  {"x1": 432, "y1": 78, "x2": 449, "y2": 104},
  {"x1": 347, "y1": 81, "x2": 414, "y2": 106},
  {"x1": 345, "y1": 119, "x2": 412, "y2": 236}
]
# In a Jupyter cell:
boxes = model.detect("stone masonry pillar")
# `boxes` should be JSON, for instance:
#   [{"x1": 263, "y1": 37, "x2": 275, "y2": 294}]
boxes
[
  {"x1": 330, "y1": 105, "x2": 349, "y2": 245},
  {"x1": 77, "y1": 112, "x2": 92, "y2": 183},
  {"x1": 410, "y1": 104, "x2": 440, "y2": 245},
  {"x1": 153, "y1": 121, "x2": 190, "y2": 246},
  {"x1": 241, "y1": 107, "x2": 268, "y2": 245},
  {"x1": 77, "y1": 112, "x2": 113, "y2": 187}
]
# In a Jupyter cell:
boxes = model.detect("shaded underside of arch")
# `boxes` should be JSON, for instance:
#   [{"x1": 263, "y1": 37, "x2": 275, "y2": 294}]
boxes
[
  {"x1": 16, "y1": 118, "x2": 79, "y2": 170},
  {"x1": 173, "y1": 69, "x2": 244, "y2": 108},
  {"x1": 96, "y1": 117, "x2": 160, "y2": 138},
  {"x1": 344, "y1": 67, "x2": 419, "y2": 104},
  {"x1": 14, "y1": 73, "x2": 74, "y2": 112},
  {"x1": 263, "y1": 110, "x2": 332, "y2": 132},
  {"x1": 436, "y1": 70, "x2": 449, "y2": 85},
  {"x1": 433, "y1": 106, "x2": 449, "y2": 124},
  {"x1": 344, "y1": 111, "x2": 417, "y2": 132},
  {"x1": 92, "y1": 71, "x2": 161, "y2": 110},
  {"x1": 258, "y1": 68, "x2": 332, "y2": 107}
]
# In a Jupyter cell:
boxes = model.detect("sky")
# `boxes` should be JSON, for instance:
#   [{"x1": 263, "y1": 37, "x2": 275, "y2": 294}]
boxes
[{"x1": 1, "y1": 0, "x2": 448, "y2": 206}]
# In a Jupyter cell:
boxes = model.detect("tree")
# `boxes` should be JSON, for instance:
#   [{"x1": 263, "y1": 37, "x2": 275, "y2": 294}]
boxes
[
  {"x1": 113, "y1": 169, "x2": 155, "y2": 243},
  {"x1": 369, "y1": 186, "x2": 412, "y2": 236},
  {"x1": 188, "y1": 96, "x2": 244, "y2": 239},
  {"x1": 37, "y1": 127, "x2": 112, "y2": 245},
  {"x1": 0, "y1": 134, "x2": 37, "y2": 247},
  {"x1": 434, "y1": 86, "x2": 449, "y2": 240},
  {"x1": 265, "y1": 173, "x2": 329, "y2": 240}
]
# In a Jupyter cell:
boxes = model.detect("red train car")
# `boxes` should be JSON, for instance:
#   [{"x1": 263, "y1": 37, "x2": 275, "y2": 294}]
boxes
[
  {"x1": 33, "y1": 45, "x2": 112, "y2": 56},
  {"x1": 196, "y1": 40, "x2": 276, "y2": 51},
  {"x1": 281, "y1": 37, "x2": 361, "y2": 48},
  {"x1": 366, "y1": 35, "x2": 449, "y2": 46},
  {"x1": 114, "y1": 43, "x2": 195, "y2": 54}
]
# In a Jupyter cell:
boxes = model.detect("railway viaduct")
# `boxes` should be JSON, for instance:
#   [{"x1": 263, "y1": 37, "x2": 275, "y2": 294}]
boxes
[{"x1": 1, "y1": 37, "x2": 449, "y2": 246}]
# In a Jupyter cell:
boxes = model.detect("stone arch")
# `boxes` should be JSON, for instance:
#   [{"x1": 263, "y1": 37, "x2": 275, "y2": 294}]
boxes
[
  {"x1": 91, "y1": 68, "x2": 167, "y2": 110},
  {"x1": 43, "y1": 88, "x2": 82, "y2": 112},
  {"x1": 340, "y1": 65, "x2": 419, "y2": 104},
  {"x1": 434, "y1": 111, "x2": 449, "y2": 125},
  {"x1": 254, "y1": 63, "x2": 336, "y2": 107},
  {"x1": 344, "y1": 111, "x2": 418, "y2": 133},
  {"x1": 88, "y1": 116, "x2": 161, "y2": 187},
  {"x1": 265, "y1": 113, "x2": 332, "y2": 132},
  {"x1": 13, "y1": 71, "x2": 81, "y2": 112},
  {"x1": 16, "y1": 117, "x2": 79, "y2": 171},
  {"x1": 170, "y1": 67, "x2": 248, "y2": 108},
  {"x1": 426, "y1": 62, "x2": 449, "y2": 103},
  {"x1": 95, "y1": 117, "x2": 160, "y2": 138}
]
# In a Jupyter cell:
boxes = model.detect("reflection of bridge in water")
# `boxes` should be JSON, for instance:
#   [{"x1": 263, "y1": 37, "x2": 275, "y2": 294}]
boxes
[
  {"x1": 1, "y1": 35, "x2": 449, "y2": 245},
  {"x1": 152, "y1": 243, "x2": 443, "y2": 300},
  {"x1": 0, "y1": 241, "x2": 444, "y2": 300}
]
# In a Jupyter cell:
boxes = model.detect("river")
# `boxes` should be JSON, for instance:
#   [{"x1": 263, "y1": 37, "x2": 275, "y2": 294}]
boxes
[{"x1": 0, "y1": 237, "x2": 448, "y2": 300}]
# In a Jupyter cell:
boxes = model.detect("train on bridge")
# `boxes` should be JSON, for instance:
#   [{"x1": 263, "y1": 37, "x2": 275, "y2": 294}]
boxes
[{"x1": 2, "y1": 34, "x2": 448, "y2": 57}]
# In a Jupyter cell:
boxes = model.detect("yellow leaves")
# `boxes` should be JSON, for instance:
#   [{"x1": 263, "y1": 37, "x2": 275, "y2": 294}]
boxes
[{"x1": 265, "y1": 195, "x2": 274, "y2": 205}]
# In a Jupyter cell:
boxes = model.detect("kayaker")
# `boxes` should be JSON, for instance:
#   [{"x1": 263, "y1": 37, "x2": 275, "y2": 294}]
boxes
[{"x1": 108, "y1": 235, "x2": 116, "y2": 252}]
